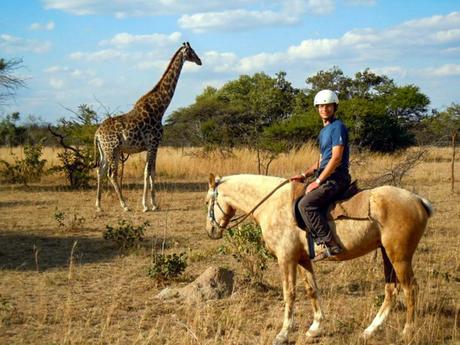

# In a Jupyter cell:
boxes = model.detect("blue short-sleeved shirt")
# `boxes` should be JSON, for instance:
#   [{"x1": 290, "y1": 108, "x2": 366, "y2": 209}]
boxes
[{"x1": 318, "y1": 118, "x2": 349, "y2": 174}]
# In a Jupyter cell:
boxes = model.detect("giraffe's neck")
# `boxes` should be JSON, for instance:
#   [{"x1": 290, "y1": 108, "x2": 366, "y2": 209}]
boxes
[{"x1": 134, "y1": 48, "x2": 186, "y2": 120}]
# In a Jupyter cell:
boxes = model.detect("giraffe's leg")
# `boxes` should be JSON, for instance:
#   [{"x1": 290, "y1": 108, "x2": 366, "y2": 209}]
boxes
[
  {"x1": 273, "y1": 257, "x2": 297, "y2": 345},
  {"x1": 95, "y1": 157, "x2": 107, "y2": 212},
  {"x1": 108, "y1": 155, "x2": 129, "y2": 212},
  {"x1": 143, "y1": 150, "x2": 158, "y2": 212},
  {"x1": 298, "y1": 259, "x2": 324, "y2": 338}
]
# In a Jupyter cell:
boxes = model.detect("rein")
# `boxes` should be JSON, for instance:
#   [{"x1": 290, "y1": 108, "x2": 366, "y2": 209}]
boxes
[{"x1": 210, "y1": 178, "x2": 290, "y2": 230}]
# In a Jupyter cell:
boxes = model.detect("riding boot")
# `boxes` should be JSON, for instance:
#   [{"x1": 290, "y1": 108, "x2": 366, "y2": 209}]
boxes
[
  {"x1": 324, "y1": 237, "x2": 342, "y2": 256},
  {"x1": 313, "y1": 237, "x2": 343, "y2": 262}
]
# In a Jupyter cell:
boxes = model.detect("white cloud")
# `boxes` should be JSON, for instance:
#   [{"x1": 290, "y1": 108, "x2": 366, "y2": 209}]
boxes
[
  {"x1": 306, "y1": 0, "x2": 335, "y2": 15},
  {"x1": 69, "y1": 49, "x2": 128, "y2": 61},
  {"x1": 44, "y1": 66, "x2": 69, "y2": 73},
  {"x1": 70, "y1": 69, "x2": 96, "y2": 79},
  {"x1": 178, "y1": 0, "x2": 335, "y2": 33},
  {"x1": 369, "y1": 66, "x2": 408, "y2": 79},
  {"x1": 136, "y1": 60, "x2": 169, "y2": 71},
  {"x1": 287, "y1": 39, "x2": 340, "y2": 59},
  {"x1": 203, "y1": 51, "x2": 239, "y2": 72},
  {"x1": 423, "y1": 64, "x2": 460, "y2": 77},
  {"x1": 0, "y1": 34, "x2": 51, "y2": 53},
  {"x1": 193, "y1": 11, "x2": 460, "y2": 76},
  {"x1": 237, "y1": 52, "x2": 285, "y2": 73},
  {"x1": 346, "y1": 0, "x2": 376, "y2": 6},
  {"x1": 401, "y1": 11, "x2": 460, "y2": 30},
  {"x1": 429, "y1": 29, "x2": 460, "y2": 44},
  {"x1": 100, "y1": 32, "x2": 182, "y2": 47},
  {"x1": 88, "y1": 78, "x2": 105, "y2": 87},
  {"x1": 49, "y1": 78, "x2": 64, "y2": 89},
  {"x1": 42, "y1": 0, "x2": 259, "y2": 17},
  {"x1": 179, "y1": 9, "x2": 299, "y2": 33},
  {"x1": 30, "y1": 21, "x2": 55, "y2": 31}
]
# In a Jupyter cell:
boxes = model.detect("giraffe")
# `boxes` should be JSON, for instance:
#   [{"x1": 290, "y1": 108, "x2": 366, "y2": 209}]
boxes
[{"x1": 94, "y1": 42, "x2": 202, "y2": 212}]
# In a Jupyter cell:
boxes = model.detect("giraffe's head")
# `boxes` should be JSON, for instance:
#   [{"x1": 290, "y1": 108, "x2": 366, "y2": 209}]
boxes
[{"x1": 182, "y1": 42, "x2": 202, "y2": 66}]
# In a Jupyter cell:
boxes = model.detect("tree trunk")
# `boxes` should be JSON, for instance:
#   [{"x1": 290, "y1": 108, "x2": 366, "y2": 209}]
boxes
[
  {"x1": 451, "y1": 130, "x2": 457, "y2": 192},
  {"x1": 256, "y1": 148, "x2": 261, "y2": 174}
]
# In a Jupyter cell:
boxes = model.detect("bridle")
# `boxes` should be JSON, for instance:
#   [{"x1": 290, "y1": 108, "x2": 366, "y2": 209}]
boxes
[
  {"x1": 207, "y1": 183, "x2": 238, "y2": 230},
  {"x1": 208, "y1": 178, "x2": 290, "y2": 231}
]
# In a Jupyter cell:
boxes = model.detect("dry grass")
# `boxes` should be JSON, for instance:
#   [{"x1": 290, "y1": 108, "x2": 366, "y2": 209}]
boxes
[{"x1": 0, "y1": 145, "x2": 459, "y2": 345}]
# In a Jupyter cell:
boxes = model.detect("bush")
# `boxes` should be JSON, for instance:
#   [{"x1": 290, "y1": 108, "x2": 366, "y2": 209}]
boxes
[
  {"x1": 54, "y1": 148, "x2": 93, "y2": 189},
  {"x1": 219, "y1": 222, "x2": 274, "y2": 283},
  {"x1": 103, "y1": 220, "x2": 148, "y2": 250},
  {"x1": 0, "y1": 142, "x2": 47, "y2": 185},
  {"x1": 148, "y1": 252, "x2": 187, "y2": 281},
  {"x1": 53, "y1": 208, "x2": 86, "y2": 231}
]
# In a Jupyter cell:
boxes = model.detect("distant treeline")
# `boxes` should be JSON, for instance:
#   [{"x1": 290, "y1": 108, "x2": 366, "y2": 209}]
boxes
[{"x1": 1, "y1": 67, "x2": 458, "y2": 153}]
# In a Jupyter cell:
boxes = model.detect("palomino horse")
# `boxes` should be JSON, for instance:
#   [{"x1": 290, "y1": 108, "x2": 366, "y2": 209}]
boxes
[{"x1": 205, "y1": 174, "x2": 433, "y2": 344}]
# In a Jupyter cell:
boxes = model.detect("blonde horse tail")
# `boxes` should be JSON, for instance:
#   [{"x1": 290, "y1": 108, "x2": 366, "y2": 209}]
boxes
[{"x1": 418, "y1": 196, "x2": 434, "y2": 218}]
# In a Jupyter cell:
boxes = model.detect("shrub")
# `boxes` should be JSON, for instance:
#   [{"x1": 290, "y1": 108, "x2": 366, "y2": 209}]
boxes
[
  {"x1": 0, "y1": 142, "x2": 47, "y2": 185},
  {"x1": 219, "y1": 222, "x2": 274, "y2": 283},
  {"x1": 53, "y1": 208, "x2": 86, "y2": 231},
  {"x1": 148, "y1": 252, "x2": 187, "y2": 281},
  {"x1": 103, "y1": 220, "x2": 148, "y2": 250}
]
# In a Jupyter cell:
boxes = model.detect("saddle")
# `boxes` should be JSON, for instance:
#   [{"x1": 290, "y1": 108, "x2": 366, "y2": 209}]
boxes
[{"x1": 292, "y1": 180, "x2": 371, "y2": 230}]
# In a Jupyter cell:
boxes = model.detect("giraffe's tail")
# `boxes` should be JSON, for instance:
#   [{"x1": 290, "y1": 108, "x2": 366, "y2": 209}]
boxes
[{"x1": 92, "y1": 134, "x2": 100, "y2": 168}]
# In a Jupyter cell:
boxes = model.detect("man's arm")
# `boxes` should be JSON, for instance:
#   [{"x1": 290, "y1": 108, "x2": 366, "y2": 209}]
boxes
[
  {"x1": 302, "y1": 156, "x2": 321, "y2": 178},
  {"x1": 317, "y1": 145, "x2": 344, "y2": 183},
  {"x1": 305, "y1": 145, "x2": 343, "y2": 192},
  {"x1": 290, "y1": 156, "x2": 320, "y2": 182}
]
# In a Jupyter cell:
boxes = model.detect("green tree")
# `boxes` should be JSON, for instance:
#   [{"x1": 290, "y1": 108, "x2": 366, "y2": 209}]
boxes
[
  {"x1": 164, "y1": 72, "x2": 301, "y2": 173},
  {"x1": 49, "y1": 104, "x2": 100, "y2": 188},
  {"x1": 0, "y1": 112, "x2": 26, "y2": 148},
  {"x1": 305, "y1": 66, "x2": 352, "y2": 100},
  {"x1": 304, "y1": 67, "x2": 427, "y2": 151}
]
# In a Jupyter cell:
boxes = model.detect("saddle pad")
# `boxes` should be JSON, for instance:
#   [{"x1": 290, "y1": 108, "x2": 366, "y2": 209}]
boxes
[{"x1": 291, "y1": 181, "x2": 371, "y2": 222}]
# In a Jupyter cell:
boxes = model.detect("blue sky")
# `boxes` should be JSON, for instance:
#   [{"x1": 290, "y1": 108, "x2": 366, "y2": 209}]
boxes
[{"x1": 1, "y1": 0, "x2": 459, "y2": 123}]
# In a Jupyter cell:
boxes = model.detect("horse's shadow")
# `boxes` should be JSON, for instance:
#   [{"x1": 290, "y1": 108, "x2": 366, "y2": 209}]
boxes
[{"x1": 0, "y1": 231, "x2": 169, "y2": 272}]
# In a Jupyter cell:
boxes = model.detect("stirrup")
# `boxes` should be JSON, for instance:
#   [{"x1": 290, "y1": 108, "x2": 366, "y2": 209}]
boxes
[{"x1": 312, "y1": 244, "x2": 342, "y2": 262}]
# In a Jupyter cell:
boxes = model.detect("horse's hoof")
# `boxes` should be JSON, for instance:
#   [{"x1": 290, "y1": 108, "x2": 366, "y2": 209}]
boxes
[
  {"x1": 143, "y1": 207, "x2": 150, "y2": 213},
  {"x1": 123, "y1": 207, "x2": 130, "y2": 212},
  {"x1": 152, "y1": 205, "x2": 159, "y2": 211},
  {"x1": 272, "y1": 334, "x2": 288, "y2": 345},
  {"x1": 306, "y1": 328, "x2": 321, "y2": 338},
  {"x1": 361, "y1": 330, "x2": 372, "y2": 341},
  {"x1": 402, "y1": 324, "x2": 414, "y2": 338}
]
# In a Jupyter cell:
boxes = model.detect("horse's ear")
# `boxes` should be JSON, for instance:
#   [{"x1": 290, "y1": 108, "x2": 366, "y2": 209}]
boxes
[{"x1": 209, "y1": 173, "x2": 216, "y2": 188}]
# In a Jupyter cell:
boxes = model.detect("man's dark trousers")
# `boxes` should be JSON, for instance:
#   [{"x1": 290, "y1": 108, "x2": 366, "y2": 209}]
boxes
[{"x1": 297, "y1": 172, "x2": 351, "y2": 244}]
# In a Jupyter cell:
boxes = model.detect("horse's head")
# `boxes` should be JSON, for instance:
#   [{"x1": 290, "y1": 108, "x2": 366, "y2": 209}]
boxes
[{"x1": 205, "y1": 173, "x2": 235, "y2": 239}]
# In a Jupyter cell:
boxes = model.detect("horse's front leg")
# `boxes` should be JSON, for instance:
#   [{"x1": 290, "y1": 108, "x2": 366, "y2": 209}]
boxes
[
  {"x1": 299, "y1": 259, "x2": 324, "y2": 338},
  {"x1": 273, "y1": 258, "x2": 297, "y2": 345}
]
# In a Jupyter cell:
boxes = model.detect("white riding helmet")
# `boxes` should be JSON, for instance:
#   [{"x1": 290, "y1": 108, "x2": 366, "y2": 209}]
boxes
[{"x1": 314, "y1": 89, "x2": 339, "y2": 106}]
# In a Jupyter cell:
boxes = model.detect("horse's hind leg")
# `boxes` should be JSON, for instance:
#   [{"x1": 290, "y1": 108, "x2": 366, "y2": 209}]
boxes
[
  {"x1": 299, "y1": 259, "x2": 324, "y2": 338},
  {"x1": 392, "y1": 259, "x2": 418, "y2": 337},
  {"x1": 382, "y1": 240, "x2": 419, "y2": 339},
  {"x1": 273, "y1": 258, "x2": 297, "y2": 345},
  {"x1": 362, "y1": 247, "x2": 399, "y2": 339}
]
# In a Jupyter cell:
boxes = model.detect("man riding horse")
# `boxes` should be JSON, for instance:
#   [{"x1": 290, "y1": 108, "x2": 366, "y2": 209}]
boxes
[{"x1": 291, "y1": 89, "x2": 351, "y2": 260}]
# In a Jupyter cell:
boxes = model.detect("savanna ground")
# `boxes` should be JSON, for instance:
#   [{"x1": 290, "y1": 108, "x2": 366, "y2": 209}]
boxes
[{"x1": 0, "y1": 145, "x2": 459, "y2": 345}]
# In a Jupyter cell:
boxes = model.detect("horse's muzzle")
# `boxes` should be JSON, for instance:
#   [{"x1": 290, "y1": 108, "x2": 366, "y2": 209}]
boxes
[{"x1": 207, "y1": 226, "x2": 223, "y2": 239}]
